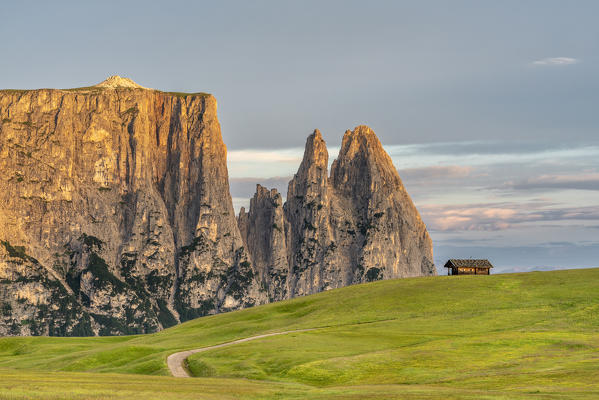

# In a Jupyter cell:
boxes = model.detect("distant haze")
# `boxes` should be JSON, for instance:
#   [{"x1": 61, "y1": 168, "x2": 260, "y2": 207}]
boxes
[{"x1": 1, "y1": 0, "x2": 597, "y2": 272}]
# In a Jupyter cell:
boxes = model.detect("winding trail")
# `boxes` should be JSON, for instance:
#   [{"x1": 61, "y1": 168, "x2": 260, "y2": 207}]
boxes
[{"x1": 167, "y1": 329, "x2": 315, "y2": 377}]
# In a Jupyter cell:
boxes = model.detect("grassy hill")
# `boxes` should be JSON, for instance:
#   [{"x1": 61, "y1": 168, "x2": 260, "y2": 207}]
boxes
[{"x1": 0, "y1": 268, "x2": 598, "y2": 399}]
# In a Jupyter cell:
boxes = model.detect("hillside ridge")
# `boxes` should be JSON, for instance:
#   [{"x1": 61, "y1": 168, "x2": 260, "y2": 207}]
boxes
[{"x1": 0, "y1": 268, "x2": 597, "y2": 399}]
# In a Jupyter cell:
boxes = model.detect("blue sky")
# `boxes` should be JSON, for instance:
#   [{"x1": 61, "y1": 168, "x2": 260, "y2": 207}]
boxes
[{"x1": 1, "y1": 1, "x2": 597, "y2": 272}]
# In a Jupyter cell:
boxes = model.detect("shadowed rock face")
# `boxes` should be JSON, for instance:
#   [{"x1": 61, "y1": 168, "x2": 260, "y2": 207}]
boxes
[
  {"x1": 237, "y1": 186, "x2": 288, "y2": 301},
  {"x1": 0, "y1": 79, "x2": 265, "y2": 336},
  {"x1": 0, "y1": 79, "x2": 433, "y2": 337},
  {"x1": 331, "y1": 126, "x2": 436, "y2": 279},
  {"x1": 239, "y1": 126, "x2": 436, "y2": 301}
]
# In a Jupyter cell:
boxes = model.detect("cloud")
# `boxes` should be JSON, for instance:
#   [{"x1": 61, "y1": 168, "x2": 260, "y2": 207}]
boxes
[
  {"x1": 385, "y1": 141, "x2": 599, "y2": 171},
  {"x1": 228, "y1": 148, "x2": 304, "y2": 178},
  {"x1": 503, "y1": 173, "x2": 599, "y2": 191},
  {"x1": 531, "y1": 57, "x2": 580, "y2": 66},
  {"x1": 398, "y1": 165, "x2": 473, "y2": 181},
  {"x1": 226, "y1": 142, "x2": 599, "y2": 180},
  {"x1": 421, "y1": 202, "x2": 599, "y2": 232},
  {"x1": 422, "y1": 204, "x2": 515, "y2": 231},
  {"x1": 228, "y1": 149, "x2": 303, "y2": 164}
]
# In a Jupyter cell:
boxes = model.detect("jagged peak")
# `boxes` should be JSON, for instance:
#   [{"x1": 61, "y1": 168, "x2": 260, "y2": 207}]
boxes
[
  {"x1": 331, "y1": 124, "x2": 400, "y2": 189},
  {"x1": 249, "y1": 184, "x2": 282, "y2": 212},
  {"x1": 353, "y1": 124, "x2": 374, "y2": 134},
  {"x1": 253, "y1": 184, "x2": 280, "y2": 199},
  {"x1": 338, "y1": 125, "x2": 385, "y2": 158},
  {"x1": 342, "y1": 125, "x2": 379, "y2": 144},
  {"x1": 95, "y1": 75, "x2": 147, "y2": 89},
  {"x1": 300, "y1": 129, "x2": 328, "y2": 169},
  {"x1": 286, "y1": 129, "x2": 329, "y2": 200}
]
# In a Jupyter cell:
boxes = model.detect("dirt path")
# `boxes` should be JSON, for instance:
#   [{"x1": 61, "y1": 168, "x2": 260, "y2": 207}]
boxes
[{"x1": 167, "y1": 329, "x2": 315, "y2": 377}]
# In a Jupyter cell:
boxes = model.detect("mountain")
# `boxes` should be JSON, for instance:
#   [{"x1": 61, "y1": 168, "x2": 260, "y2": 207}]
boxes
[
  {"x1": 238, "y1": 128, "x2": 435, "y2": 301},
  {"x1": 0, "y1": 77, "x2": 265, "y2": 335},
  {"x1": 0, "y1": 77, "x2": 433, "y2": 336}
]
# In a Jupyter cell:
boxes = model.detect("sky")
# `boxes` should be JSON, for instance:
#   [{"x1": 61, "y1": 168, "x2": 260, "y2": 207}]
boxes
[{"x1": 1, "y1": 1, "x2": 597, "y2": 272}]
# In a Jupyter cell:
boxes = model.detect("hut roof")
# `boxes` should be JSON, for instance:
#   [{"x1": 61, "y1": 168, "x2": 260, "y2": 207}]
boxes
[{"x1": 444, "y1": 259, "x2": 493, "y2": 269}]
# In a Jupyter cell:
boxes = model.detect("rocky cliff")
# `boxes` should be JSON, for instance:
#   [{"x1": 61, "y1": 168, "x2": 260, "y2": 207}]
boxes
[
  {"x1": 239, "y1": 127, "x2": 436, "y2": 301},
  {"x1": 0, "y1": 77, "x2": 265, "y2": 336},
  {"x1": 0, "y1": 77, "x2": 433, "y2": 337}
]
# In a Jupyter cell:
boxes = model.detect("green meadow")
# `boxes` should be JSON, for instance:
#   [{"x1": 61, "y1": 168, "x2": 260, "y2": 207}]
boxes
[{"x1": 1, "y1": 268, "x2": 598, "y2": 399}]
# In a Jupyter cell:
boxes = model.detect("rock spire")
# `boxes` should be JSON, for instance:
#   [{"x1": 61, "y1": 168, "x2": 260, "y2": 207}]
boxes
[
  {"x1": 0, "y1": 79, "x2": 434, "y2": 337},
  {"x1": 239, "y1": 125, "x2": 436, "y2": 301}
]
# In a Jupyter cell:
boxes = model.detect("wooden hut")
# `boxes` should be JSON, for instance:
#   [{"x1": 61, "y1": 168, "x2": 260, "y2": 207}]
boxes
[{"x1": 444, "y1": 259, "x2": 493, "y2": 275}]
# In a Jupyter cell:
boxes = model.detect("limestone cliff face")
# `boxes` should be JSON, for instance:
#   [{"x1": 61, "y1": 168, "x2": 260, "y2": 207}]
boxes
[
  {"x1": 0, "y1": 77, "x2": 265, "y2": 335},
  {"x1": 239, "y1": 126, "x2": 436, "y2": 301},
  {"x1": 237, "y1": 186, "x2": 288, "y2": 301},
  {"x1": 0, "y1": 77, "x2": 433, "y2": 337},
  {"x1": 283, "y1": 130, "x2": 338, "y2": 296},
  {"x1": 329, "y1": 126, "x2": 435, "y2": 280},
  {"x1": 0, "y1": 242, "x2": 90, "y2": 336}
]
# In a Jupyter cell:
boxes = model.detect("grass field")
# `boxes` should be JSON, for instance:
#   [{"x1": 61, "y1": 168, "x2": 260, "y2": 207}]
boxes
[{"x1": 0, "y1": 268, "x2": 598, "y2": 399}]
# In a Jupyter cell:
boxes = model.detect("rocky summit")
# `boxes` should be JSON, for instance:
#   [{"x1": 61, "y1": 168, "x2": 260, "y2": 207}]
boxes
[
  {"x1": 0, "y1": 78, "x2": 434, "y2": 336},
  {"x1": 239, "y1": 128, "x2": 436, "y2": 302}
]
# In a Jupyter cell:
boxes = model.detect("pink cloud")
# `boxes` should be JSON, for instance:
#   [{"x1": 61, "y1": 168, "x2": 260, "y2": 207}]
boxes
[
  {"x1": 421, "y1": 202, "x2": 599, "y2": 232},
  {"x1": 505, "y1": 173, "x2": 599, "y2": 191}
]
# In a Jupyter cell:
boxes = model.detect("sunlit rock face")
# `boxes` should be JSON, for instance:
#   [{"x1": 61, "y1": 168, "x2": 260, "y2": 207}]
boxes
[
  {"x1": 0, "y1": 78, "x2": 433, "y2": 337},
  {"x1": 0, "y1": 77, "x2": 265, "y2": 336},
  {"x1": 239, "y1": 127, "x2": 436, "y2": 302}
]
